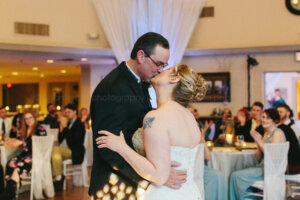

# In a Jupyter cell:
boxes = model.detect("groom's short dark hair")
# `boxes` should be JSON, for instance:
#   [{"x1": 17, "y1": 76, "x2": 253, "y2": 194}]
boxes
[{"x1": 130, "y1": 32, "x2": 169, "y2": 59}]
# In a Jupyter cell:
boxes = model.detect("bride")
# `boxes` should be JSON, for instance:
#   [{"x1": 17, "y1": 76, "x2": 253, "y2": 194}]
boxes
[{"x1": 96, "y1": 63, "x2": 207, "y2": 200}]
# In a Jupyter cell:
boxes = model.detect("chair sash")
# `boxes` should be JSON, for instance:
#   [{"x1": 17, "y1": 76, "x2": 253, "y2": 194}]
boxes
[{"x1": 264, "y1": 142, "x2": 289, "y2": 200}]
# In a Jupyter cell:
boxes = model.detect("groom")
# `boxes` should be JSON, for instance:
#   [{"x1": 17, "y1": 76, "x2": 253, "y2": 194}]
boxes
[{"x1": 89, "y1": 32, "x2": 187, "y2": 199}]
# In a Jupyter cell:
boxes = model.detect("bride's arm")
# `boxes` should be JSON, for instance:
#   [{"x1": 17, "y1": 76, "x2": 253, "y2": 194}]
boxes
[{"x1": 97, "y1": 111, "x2": 171, "y2": 185}]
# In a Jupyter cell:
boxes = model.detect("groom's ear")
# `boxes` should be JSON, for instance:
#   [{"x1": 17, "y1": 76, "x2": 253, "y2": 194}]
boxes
[
  {"x1": 136, "y1": 49, "x2": 145, "y2": 64},
  {"x1": 169, "y1": 75, "x2": 180, "y2": 84}
]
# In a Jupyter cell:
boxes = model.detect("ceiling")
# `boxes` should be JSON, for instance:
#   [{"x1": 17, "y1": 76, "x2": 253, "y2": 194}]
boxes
[{"x1": 0, "y1": 44, "x2": 116, "y2": 80}]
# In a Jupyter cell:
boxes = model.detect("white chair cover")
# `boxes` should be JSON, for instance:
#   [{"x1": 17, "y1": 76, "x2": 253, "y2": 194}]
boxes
[
  {"x1": 31, "y1": 135, "x2": 55, "y2": 199},
  {"x1": 47, "y1": 128, "x2": 59, "y2": 142},
  {"x1": 194, "y1": 143, "x2": 205, "y2": 200},
  {"x1": 63, "y1": 132, "x2": 89, "y2": 189},
  {"x1": 263, "y1": 142, "x2": 289, "y2": 200}
]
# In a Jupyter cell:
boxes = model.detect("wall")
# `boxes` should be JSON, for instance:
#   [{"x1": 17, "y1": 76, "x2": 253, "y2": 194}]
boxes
[
  {"x1": 0, "y1": 75, "x2": 80, "y2": 114},
  {"x1": 189, "y1": 0, "x2": 300, "y2": 49},
  {"x1": 182, "y1": 52, "x2": 300, "y2": 117},
  {"x1": 79, "y1": 63, "x2": 117, "y2": 110},
  {"x1": 1, "y1": 0, "x2": 300, "y2": 49},
  {"x1": 0, "y1": 0, "x2": 109, "y2": 48}
]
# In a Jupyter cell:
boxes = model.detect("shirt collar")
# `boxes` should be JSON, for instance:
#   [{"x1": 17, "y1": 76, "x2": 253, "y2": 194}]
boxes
[
  {"x1": 126, "y1": 62, "x2": 141, "y2": 83},
  {"x1": 283, "y1": 119, "x2": 291, "y2": 125}
]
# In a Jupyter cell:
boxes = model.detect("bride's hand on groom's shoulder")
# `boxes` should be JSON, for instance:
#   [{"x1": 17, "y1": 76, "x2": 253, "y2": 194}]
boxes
[
  {"x1": 163, "y1": 161, "x2": 187, "y2": 189},
  {"x1": 96, "y1": 130, "x2": 127, "y2": 152}
]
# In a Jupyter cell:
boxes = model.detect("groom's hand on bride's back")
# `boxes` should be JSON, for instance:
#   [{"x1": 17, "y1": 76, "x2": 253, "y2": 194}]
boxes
[{"x1": 164, "y1": 161, "x2": 187, "y2": 189}]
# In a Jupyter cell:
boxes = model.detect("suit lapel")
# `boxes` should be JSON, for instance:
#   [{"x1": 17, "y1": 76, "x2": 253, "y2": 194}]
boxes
[{"x1": 119, "y1": 63, "x2": 152, "y2": 108}]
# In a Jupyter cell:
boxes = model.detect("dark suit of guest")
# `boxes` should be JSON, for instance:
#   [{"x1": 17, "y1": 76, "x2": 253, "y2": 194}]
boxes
[
  {"x1": 44, "y1": 114, "x2": 60, "y2": 129},
  {"x1": 89, "y1": 62, "x2": 152, "y2": 199},
  {"x1": 213, "y1": 118, "x2": 224, "y2": 141},
  {"x1": 58, "y1": 118, "x2": 85, "y2": 164},
  {"x1": 235, "y1": 119, "x2": 264, "y2": 142},
  {"x1": 278, "y1": 124, "x2": 300, "y2": 174}
]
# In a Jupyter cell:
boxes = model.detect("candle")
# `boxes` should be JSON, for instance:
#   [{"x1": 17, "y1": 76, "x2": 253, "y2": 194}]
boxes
[
  {"x1": 206, "y1": 141, "x2": 213, "y2": 147},
  {"x1": 226, "y1": 134, "x2": 233, "y2": 144},
  {"x1": 89, "y1": 120, "x2": 92, "y2": 130}
]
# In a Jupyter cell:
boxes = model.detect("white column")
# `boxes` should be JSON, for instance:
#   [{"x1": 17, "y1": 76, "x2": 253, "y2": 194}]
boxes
[
  {"x1": 80, "y1": 62, "x2": 116, "y2": 111},
  {"x1": 39, "y1": 81, "x2": 48, "y2": 115}
]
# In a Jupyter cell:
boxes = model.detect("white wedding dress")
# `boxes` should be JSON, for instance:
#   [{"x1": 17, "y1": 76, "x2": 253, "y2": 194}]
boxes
[{"x1": 132, "y1": 129, "x2": 204, "y2": 200}]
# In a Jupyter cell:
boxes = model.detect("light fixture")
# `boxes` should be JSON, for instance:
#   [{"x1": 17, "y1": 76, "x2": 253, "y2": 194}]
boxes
[
  {"x1": 246, "y1": 55, "x2": 259, "y2": 108},
  {"x1": 47, "y1": 59, "x2": 54, "y2": 63},
  {"x1": 5, "y1": 106, "x2": 9, "y2": 111},
  {"x1": 33, "y1": 104, "x2": 40, "y2": 109},
  {"x1": 60, "y1": 69, "x2": 67, "y2": 74},
  {"x1": 0, "y1": 75, "x2": 2, "y2": 79},
  {"x1": 56, "y1": 105, "x2": 61, "y2": 110},
  {"x1": 40, "y1": 73, "x2": 45, "y2": 78},
  {"x1": 87, "y1": 33, "x2": 100, "y2": 40},
  {"x1": 12, "y1": 72, "x2": 19, "y2": 76},
  {"x1": 81, "y1": 58, "x2": 88, "y2": 62},
  {"x1": 32, "y1": 67, "x2": 38, "y2": 71}
]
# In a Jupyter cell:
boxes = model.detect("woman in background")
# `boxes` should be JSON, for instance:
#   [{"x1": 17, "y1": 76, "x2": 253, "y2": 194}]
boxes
[
  {"x1": 229, "y1": 108, "x2": 285, "y2": 200},
  {"x1": 79, "y1": 108, "x2": 90, "y2": 130},
  {"x1": 4, "y1": 111, "x2": 47, "y2": 199}
]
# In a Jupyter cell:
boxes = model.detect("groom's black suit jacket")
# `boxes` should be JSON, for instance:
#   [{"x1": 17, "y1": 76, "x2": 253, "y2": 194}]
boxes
[{"x1": 88, "y1": 62, "x2": 152, "y2": 198}]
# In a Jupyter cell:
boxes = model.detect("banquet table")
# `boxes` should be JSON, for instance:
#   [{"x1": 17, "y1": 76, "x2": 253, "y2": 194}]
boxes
[
  {"x1": 207, "y1": 147, "x2": 258, "y2": 180},
  {"x1": 206, "y1": 146, "x2": 258, "y2": 199}
]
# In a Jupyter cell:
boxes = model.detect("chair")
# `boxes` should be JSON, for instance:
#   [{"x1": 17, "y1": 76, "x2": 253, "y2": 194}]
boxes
[
  {"x1": 22, "y1": 135, "x2": 55, "y2": 200},
  {"x1": 245, "y1": 142, "x2": 289, "y2": 200},
  {"x1": 62, "y1": 133, "x2": 89, "y2": 190},
  {"x1": 194, "y1": 143, "x2": 205, "y2": 200},
  {"x1": 285, "y1": 173, "x2": 300, "y2": 199},
  {"x1": 47, "y1": 128, "x2": 59, "y2": 142}
]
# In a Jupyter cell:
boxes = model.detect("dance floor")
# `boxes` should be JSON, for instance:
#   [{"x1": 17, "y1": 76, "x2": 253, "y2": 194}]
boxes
[
  {"x1": 18, "y1": 168, "x2": 91, "y2": 200},
  {"x1": 16, "y1": 167, "x2": 300, "y2": 200}
]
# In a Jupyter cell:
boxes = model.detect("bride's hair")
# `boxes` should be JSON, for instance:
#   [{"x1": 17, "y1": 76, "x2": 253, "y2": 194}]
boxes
[{"x1": 171, "y1": 63, "x2": 207, "y2": 107}]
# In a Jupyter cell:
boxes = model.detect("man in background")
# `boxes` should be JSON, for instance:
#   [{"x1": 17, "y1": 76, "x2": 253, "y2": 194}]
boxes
[
  {"x1": 0, "y1": 106, "x2": 11, "y2": 137},
  {"x1": 277, "y1": 104, "x2": 300, "y2": 142},
  {"x1": 51, "y1": 103, "x2": 85, "y2": 191},
  {"x1": 44, "y1": 103, "x2": 59, "y2": 128}
]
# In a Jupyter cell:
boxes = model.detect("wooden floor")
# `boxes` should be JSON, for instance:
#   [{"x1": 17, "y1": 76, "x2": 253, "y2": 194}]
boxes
[
  {"x1": 18, "y1": 168, "x2": 91, "y2": 200},
  {"x1": 16, "y1": 167, "x2": 300, "y2": 200},
  {"x1": 18, "y1": 183, "x2": 90, "y2": 200}
]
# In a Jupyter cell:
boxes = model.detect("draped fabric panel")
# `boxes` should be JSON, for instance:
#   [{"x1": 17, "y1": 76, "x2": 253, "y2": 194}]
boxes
[{"x1": 93, "y1": 0, "x2": 206, "y2": 66}]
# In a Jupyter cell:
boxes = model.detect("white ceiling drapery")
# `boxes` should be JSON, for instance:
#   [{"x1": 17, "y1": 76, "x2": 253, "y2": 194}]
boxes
[{"x1": 93, "y1": 0, "x2": 206, "y2": 66}]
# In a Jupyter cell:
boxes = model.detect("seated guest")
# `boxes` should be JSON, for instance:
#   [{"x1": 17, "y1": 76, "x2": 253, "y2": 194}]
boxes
[
  {"x1": 201, "y1": 130, "x2": 226, "y2": 200},
  {"x1": 79, "y1": 107, "x2": 91, "y2": 130},
  {"x1": 174, "y1": 106, "x2": 226, "y2": 200},
  {"x1": 51, "y1": 103, "x2": 85, "y2": 191},
  {"x1": 214, "y1": 108, "x2": 232, "y2": 140},
  {"x1": 0, "y1": 164, "x2": 3, "y2": 195},
  {"x1": 4, "y1": 111, "x2": 47, "y2": 199},
  {"x1": 277, "y1": 104, "x2": 300, "y2": 142},
  {"x1": 241, "y1": 102, "x2": 264, "y2": 142},
  {"x1": 277, "y1": 104, "x2": 300, "y2": 174},
  {"x1": 229, "y1": 108, "x2": 286, "y2": 200},
  {"x1": 234, "y1": 108, "x2": 250, "y2": 136},
  {"x1": 0, "y1": 106, "x2": 12, "y2": 138},
  {"x1": 44, "y1": 103, "x2": 59, "y2": 128},
  {"x1": 187, "y1": 105, "x2": 214, "y2": 140},
  {"x1": 0, "y1": 164, "x2": 20, "y2": 200},
  {"x1": 9, "y1": 113, "x2": 23, "y2": 138}
]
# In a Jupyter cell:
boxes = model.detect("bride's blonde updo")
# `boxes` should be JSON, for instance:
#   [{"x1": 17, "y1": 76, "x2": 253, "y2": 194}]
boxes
[{"x1": 171, "y1": 63, "x2": 207, "y2": 107}]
